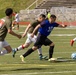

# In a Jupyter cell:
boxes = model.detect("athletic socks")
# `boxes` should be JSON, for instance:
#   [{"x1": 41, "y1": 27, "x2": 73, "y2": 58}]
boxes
[
  {"x1": 73, "y1": 38, "x2": 76, "y2": 41},
  {"x1": 23, "y1": 48, "x2": 34, "y2": 58},
  {"x1": 37, "y1": 48, "x2": 42, "y2": 55},
  {"x1": 15, "y1": 45, "x2": 25, "y2": 51},
  {"x1": 49, "y1": 46, "x2": 54, "y2": 59}
]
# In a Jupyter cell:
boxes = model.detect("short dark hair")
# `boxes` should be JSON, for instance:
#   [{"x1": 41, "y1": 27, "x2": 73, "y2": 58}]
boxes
[
  {"x1": 5, "y1": 8, "x2": 13, "y2": 16},
  {"x1": 50, "y1": 14, "x2": 56, "y2": 18},
  {"x1": 40, "y1": 14, "x2": 46, "y2": 18}
]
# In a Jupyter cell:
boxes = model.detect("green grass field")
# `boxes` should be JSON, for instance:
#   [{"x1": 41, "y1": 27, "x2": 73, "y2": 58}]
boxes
[
  {"x1": 0, "y1": 0, "x2": 42, "y2": 18},
  {"x1": 0, "y1": 26, "x2": 76, "y2": 75}
]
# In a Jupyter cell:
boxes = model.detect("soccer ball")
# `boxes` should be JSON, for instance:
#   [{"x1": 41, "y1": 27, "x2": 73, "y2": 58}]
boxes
[{"x1": 71, "y1": 53, "x2": 76, "y2": 59}]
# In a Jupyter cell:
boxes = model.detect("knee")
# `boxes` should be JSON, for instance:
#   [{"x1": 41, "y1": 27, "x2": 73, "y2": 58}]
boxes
[
  {"x1": 49, "y1": 42, "x2": 55, "y2": 46},
  {"x1": 23, "y1": 44, "x2": 29, "y2": 48},
  {"x1": 32, "y1": 46, "x2": 38, "y2": 50}
]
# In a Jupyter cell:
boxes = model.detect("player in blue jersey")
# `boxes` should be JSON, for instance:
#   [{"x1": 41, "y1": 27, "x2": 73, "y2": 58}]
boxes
[{"x1": 20, "y1": 14, "x2": 67, "y2": 62}]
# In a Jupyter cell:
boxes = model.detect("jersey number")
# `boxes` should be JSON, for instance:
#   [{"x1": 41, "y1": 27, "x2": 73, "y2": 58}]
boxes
[{"x1": 47, "y1": 27, "x2": 53, "y2": 32}]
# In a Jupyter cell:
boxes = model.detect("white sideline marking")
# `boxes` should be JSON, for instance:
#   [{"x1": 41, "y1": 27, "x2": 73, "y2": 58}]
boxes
[
  {"x1": 51, "y1": 34, "x2": 76, "y2": 36},
  {"x1": 20, "y1": 26, "x2": 27, "y2": 27},
  {"x1": 1, "y1": 71, "x2": 76, "y2": 75},
  {"x1": 20, "y1": 26, "x2": 76, "y2": 29},
  {"x1": 19, "y1": 32, "x2": 76, "y2": 36},
  {"x1": 0, "y1": 63, "x2": 76, "y2": 67}
]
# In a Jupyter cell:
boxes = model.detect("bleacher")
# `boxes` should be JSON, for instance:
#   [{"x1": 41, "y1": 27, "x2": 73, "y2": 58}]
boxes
[
  {"x1": 19, "y1": 9, "x2": 46, "y2": 21},
  {"x1": 19, "y1": 0, "x2": 76, "y2": 23},
  {"x1": 36, "y1": 0, "x2": 76, "y2": 9}
]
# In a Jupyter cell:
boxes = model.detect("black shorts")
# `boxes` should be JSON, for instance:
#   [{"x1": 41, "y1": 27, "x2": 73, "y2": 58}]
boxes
[{"x1": 34, "y1": 34, "x2": 53, "y2": 48}]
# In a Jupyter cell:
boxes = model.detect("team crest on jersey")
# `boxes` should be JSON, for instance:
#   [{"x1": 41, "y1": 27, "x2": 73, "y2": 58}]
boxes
[{"x1": 0, "y1": 19, "x2": 5, "y2": 28}]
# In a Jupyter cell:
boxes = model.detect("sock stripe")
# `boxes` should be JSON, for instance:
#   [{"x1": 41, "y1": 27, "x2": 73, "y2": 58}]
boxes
[{"x1": 22, "y1": 45, "x2": 25, "y2": 49}]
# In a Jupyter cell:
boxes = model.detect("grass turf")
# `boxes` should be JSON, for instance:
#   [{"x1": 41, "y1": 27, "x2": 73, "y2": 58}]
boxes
[
  {"x1": 0, "y1": 0, "x2": 42, "y2": 18},
  {"x1": 0, "y1": 26, "x2": 76, "y2": 75}
]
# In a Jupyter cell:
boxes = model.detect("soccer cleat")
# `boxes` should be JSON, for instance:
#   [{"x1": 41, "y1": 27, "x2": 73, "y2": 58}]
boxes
[
  {"x1": 42, "y1": 56, "x2": 48, "y2": 60},
  {"x1": 70, "y1": 40, "x2": 74, "y2": 46},
  {"x1": 12, "y1": 48, "x2": 17, "y2": 58},
  {"x1": 48, "y1": 58, "x2": 57, "y2": 62},
  {"x1": 39, "y1": 55, "x2": 48, "y2": 60},
  {"x1": 20, "y1": 55, "x2": 25, "y2": 62}
]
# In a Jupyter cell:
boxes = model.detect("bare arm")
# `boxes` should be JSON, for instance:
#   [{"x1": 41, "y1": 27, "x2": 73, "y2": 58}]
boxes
[
  {"x1": 22, "y1": 24, "x2": 31, "y2": 38},
  {"x1": 58, "y1": 24, "x2": 67, "y2": 28},
  {"x1": 31, "y1": 24, "x2": 41, "y2": 37},
  {"x1": 8, "y1": 29, "x2": 21, "y2": 39}
]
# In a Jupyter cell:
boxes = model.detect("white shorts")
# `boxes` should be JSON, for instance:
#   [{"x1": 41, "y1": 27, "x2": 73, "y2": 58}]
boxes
[
  {"x1": 25, "y1": 33, "x2": 37, "y2": 44},
  {"x1": 0, "y1": 41, "x2": 9, "y2": 51},
  {"x1": 15, "y1": 19, "x2": 19, "y2": 22}
]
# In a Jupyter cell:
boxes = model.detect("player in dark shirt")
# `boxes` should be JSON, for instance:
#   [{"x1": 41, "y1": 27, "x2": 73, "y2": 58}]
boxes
[
  {"x1": 20, "y1": 14, "x2": 67, "y2": 62},
  {"x1": 12, "y1": 14, "x2": 47, "y2": 61}
]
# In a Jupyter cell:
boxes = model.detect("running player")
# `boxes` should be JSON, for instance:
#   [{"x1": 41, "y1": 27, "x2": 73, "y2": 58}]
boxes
[
  {"x1": 12, "y1": 14, "x2": 47, "y2": 60},
  {"x1": 70, "y1": 38, "x2": 76, "y2": 46},
  {"x1": 0, "y1": 8, "x2": 21, "y2": 56},
  {"x1": 19, "y1": 14, "x2": 67, "y2": 62},
  {"x1": 12, "y1": 12, "x2": 19, "y2": 30}
]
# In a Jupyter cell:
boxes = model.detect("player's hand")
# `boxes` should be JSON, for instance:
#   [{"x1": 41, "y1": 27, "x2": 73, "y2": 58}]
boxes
[
  {"x1": 31, "y1": 33, "x2": 34, "y2": 38},
  {"x1": 22, "y1": 33, "x2": 27, "y2": 38},
  {"x1": 62, "y1": 24, "x2": 67, "y2": 28},
  {"x1": 17, "y1": 34, "x2": 22, "y2": 39}
]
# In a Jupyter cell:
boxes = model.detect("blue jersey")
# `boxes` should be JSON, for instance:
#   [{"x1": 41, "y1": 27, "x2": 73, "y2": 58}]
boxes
[{"x1": 38, "y1": 20, "x2": 59, "y2": 36}]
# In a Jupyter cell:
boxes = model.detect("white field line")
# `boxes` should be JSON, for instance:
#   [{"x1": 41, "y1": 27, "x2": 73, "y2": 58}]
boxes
[
  {"x1": 0, "y1": 63, "x2": 76, "y2": 67},
  {"x1": 19, "y1": 32, "x2": 76, "y2": 36},
  {"x1": 20, "y1": 26, "x2": 76, "y2": 29},
  {"x1": 50, "y1": 34, "x2": 76, "y2": 36},
  {"x1": 20, "y1": 26, "x2": 27, "y2": 27},
  {"x1": 19, "y1": 26, "x2": 74, "y2": 28},
  {"x1": 1, "y1": 71, "x2": 76, "y2": 75}
]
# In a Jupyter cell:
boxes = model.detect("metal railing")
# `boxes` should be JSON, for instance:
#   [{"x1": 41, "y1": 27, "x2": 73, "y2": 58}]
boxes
[{"x1": 26, "y1": 0, "x2": 43, "y2": 10}]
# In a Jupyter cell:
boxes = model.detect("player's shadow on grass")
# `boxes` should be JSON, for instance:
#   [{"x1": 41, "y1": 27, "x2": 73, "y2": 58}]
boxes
[
  {"x1": 54, "y1": 58, "x2": 76, "y2": 63},
  {"x1": 12, "y1": 68, "x2": 48, "y2": 71}
]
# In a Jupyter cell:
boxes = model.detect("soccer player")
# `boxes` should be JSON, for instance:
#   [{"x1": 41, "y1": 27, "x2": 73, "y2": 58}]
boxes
[
  {"x1": 12, "y1": 14, "x2": 47, "y2": 60},
  {"x1": 46, "y1": 8, "x2": 51, "y2": 19},
  {"x1": 0, "y1": 8, "x2": 21, "y2": 56},
  {"x1": 12, "y1": 12, "x2": 19, "y2": 30},
  {"x1": 70, "y1": 38, "x2": 76, "y2": 46},
  {"x1": 20, "y1": 14, "x2": 67, "y2": 62}
]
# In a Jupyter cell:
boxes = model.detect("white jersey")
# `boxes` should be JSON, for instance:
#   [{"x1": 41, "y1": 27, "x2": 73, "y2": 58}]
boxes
[{"x1": 15, "y1": 13, "x2": 19, "y2": 22}]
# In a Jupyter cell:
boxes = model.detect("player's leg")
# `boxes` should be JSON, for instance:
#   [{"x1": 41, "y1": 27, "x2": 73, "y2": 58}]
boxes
[
  {"x1": 0, "y1": 41, "x2": 3, "y2": 55},
  {"x1": 20, "y1": 46, "x2": 38, "y2": 62},
  {"x1": 32, "y1": 35, "x2": 47, "y2": 60},
  {"x1": 0, "y1": 41, "x2": 12, "y2": 55},
  {"x1": 13, "y1": 33, "x2": 32, "y2": 51},
  {"x1": 20, "y1": 35, "x2": 43, "y2": 62},
  {"x1": 14, "y1": 43, "x2": 30, "y2": 52},
  {"x1": 43, "y1": 38, "x2": 56, "y2": 61},
  {"x1": 12, "y1": 43, "x2": 30, "y2": 57},
  {"x1": 16, "y1": 22, "x2": 19, "y2": 30},
  {"x1": 70, "y1": 37, "x2": 76, "y2": 46},
  {"x1": 12, "y1": 33, "x2": 32, "y2": 57},
  {"x1": 12, "y1": 21, "x2": 16, "y2": 29}
]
